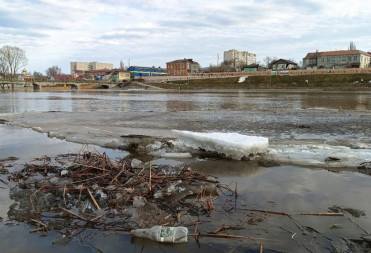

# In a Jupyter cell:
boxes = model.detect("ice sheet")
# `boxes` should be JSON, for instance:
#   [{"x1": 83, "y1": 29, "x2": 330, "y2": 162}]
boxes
[
  {"x1": 172, "y1": 130, "x2": 269, "y2": 159},
  {"x1": 269, "y1": 144, "x2": 371, "y2": 167}
]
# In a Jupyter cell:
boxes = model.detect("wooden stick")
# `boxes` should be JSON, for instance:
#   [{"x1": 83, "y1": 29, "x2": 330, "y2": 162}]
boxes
[
  {"x1": 60, "y1": 207, "x2": 89, "y2": 222},
  {"x1": 78, "y1": 184, "x2": 83, "y2": 202},
  {"x1": 90, "y1": 214, "x2": 104, "y2": 222},
  {"x1": 87, "y1": 188, "x2": 101, "y2": 210},
  {"x1": 29, "y1": 227, "x2": 48, "y2": 233},
  {"x1": 102, "y1": 152, "x2": 106, "y2": 173},
  {"x1": 110, "y1": 164, "x2": 126, "y2": 183},
  {"x1": 188, "y1": 233, "x2": 277, "y2": 241},
  {"x1": 30, "y1": 186, "x2": 44, "y2": 212},
  {"x1": 296, "y1": 212, "x2": 344, "y2": 216},
  {"x1": 148, "y1": 161, "x2": 152, "y2": 191},
  {"x1": 63, "y1": 185, "x2": 67, "y2": 207},
  {"x1": 30, "y1": 218, "x2": 48, "y2": 227},
  {"x1": 241, "y1": 208, "x2": 344, "y2": 216}
]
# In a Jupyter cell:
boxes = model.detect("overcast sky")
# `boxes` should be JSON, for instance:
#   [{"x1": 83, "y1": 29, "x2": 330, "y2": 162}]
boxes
[{"x1": 1, "y1": 0, "x2": 370, "y2": 74}]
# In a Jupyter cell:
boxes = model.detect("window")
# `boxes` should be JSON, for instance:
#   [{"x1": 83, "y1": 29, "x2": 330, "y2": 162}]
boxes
[
  {"x1": 354, "y1": 56, "x2": 358, "y2": 61},
  {"x1": 348, "y1": 56, "x2": 351, "y2": 61},
  {"x1": 321, "y1": 58, "x2": 324, "y2": 63},
  {"x1": 327, "y1": 56, "x2": 330, "y2": 62},
  {"x1": 342, "y1": 56, "x2": 346, "y2": 61}
]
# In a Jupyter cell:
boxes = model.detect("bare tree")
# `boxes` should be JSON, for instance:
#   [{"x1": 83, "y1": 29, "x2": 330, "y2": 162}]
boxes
[
  {"x1": 263, "y1": 56, "x2": 272, "y2": 68},
  {"x1": 120, "y1": 60, "x2": 125, "y2": 69},
  {"x1": 45, "y1": 65, "x2": 62, "y2": 77},
  {"x1": 0, "y1": 45, "x2": 28, "y2": 79},
  {"x1": 0, "y1": 57, "x2": 8, "y2": 75},
  {"x1": 33, "y1": 71, "x2": 44, "y2": 79},
  {"x1": 348, "y1": 41, "x2": 356, "y2": 50},
  {"x1": 209, "y1": 61, "x2": 235, "y2": 72}
]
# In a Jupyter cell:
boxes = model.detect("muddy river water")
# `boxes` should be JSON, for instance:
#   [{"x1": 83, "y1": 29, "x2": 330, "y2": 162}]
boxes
[{"x1": 0, "y1": 89, "x2": 371, "y2": 252}]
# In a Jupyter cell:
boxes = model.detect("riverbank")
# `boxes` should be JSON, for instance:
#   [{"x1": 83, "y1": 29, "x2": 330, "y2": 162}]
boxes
[{"x1": 149, "y1": 73, "x2": 371, "y2": 90}]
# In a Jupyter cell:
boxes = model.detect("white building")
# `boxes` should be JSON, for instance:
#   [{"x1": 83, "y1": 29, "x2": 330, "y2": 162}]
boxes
[
  {"x1": 223, "y1": 49, "x2": 256, "y2": 69},
  {"x1": 303, "y1": 50, "x2": 371, "y2": 69}
]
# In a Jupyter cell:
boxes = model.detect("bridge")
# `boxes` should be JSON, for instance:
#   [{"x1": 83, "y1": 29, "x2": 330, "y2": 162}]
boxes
[
  {"x1": 0, "y1": 81, "x2": 120, "y2": 90},
  {"x1": 0, "y1": 80, "x2": 164, "y2": 90}
]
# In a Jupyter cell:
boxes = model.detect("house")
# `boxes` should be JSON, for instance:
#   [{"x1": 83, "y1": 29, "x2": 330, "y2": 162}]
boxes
[
  {"x1": 303, "y1": 50, "x2": 371, "y2": 69},
  {"x1": 302, "y1": 51, "x2": 322, "y2": 69},
  {"x1": 110, "y1": 70, "x2": 130, "y2": 82},
  {"x1": 127, "y1": 66, "x2": 166, "y2": 79},
  {"x1": 243, "y1": 63, "x2": 262, "y2": 72},
  {"x1": 270, "y1": 59, "x2": 298, "y2": 70},
  {"x1": 166, "y1": 58, "x2": 201, "y2": 76}
]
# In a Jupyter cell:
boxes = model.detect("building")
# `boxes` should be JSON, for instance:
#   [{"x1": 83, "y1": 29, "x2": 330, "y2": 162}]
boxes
[
  {"x1": 243, "y1": 63, "x2": 261, "y2": 72},
  {"x1": 73, "y1": 69, "x2": 112, "y2": 81},
  {"x1": 110, "y1": 70, "x2": 131, "y2": 82},
  {"x1": 223, "y1": 49, "x2": 256, "y2": 69},
  {"x1": 270, "y1": 59, "x2": 298, "y2": 70},
  {"x1": 303, "y1": 50, "x2": 371, "y2": 69},
  {"x1": 127, "y1": 66, "x2": 167, "y2": 79},
  {"x1": 17, "y1": 68, "x2": 33, "y2": 81},
  {"x1": 166, "y1": 59, "x2": 201, "y2": 76},
  {"x1": 70, "y1": 61, "x2": 113, "y2": 75}
]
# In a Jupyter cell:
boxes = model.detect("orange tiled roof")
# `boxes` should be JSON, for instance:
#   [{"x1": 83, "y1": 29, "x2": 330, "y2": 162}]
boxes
[
  {"x1": 304, "y1": 52, "x2": 322, "y2": 59},
  {"x1": 319, "y1": 50, "x2": 370, "y2": 56},
  {"x1": 305, "y1": 50, "x2": 371, "y2": 58}
]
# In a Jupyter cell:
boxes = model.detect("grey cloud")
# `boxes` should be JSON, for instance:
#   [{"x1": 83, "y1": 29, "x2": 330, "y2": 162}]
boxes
[
  {"x1": 98, "y1": 33, "x2": 146, "y2": 41},
  {"x1": 0, "y1": 10, "x2": 62, "y2": 31}
]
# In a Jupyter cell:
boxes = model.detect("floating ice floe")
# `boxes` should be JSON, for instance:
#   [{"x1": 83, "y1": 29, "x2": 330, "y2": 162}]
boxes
[
  {"x1": 269, "y1": 144, "x2": 371, "y2": 168},
  {"x1": 172, "y1": 130, "x2": 269, "y2": 159}
]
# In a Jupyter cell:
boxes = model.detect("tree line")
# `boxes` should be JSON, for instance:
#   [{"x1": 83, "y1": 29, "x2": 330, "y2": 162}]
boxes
[
  {"x1": 0, "y1": 45, "x2": 63, "y2": 80},
  {"x1": 0, "y1": 45, "x2": 28, "y2": 79}
]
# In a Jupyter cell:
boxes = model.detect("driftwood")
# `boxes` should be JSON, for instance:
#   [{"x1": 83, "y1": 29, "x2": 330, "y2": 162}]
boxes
[{"x1": 241, "y1": 208, "x2": 344, "y2": 217}]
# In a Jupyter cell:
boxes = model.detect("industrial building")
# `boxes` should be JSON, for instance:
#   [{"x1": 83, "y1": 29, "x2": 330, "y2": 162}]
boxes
[{"x1": 126, "y1": 66, "x2": 166, "y2": 79}]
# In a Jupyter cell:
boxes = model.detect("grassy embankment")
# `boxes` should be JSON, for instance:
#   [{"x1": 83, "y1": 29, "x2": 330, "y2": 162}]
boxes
[{"x1": 151, "y1": 73, "x2": 371, "y2": 89}]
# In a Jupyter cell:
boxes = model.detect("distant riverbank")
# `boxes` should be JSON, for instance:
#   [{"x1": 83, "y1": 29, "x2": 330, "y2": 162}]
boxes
[{"x1": 149, "y1": 73, "x2": 371, "y2": 90}]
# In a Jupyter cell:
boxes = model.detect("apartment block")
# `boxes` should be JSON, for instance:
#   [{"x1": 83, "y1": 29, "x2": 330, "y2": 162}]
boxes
[
  {"x1": 223, "y1": 49, "x2": 256, "y2": 68},
  {"x1": 70, "y1": 61, "x2": 113, "y2": 75}
]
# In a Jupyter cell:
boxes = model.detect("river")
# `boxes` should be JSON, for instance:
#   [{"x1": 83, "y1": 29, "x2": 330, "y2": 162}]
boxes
[{"x1": 0, "y1": 89, "x2": 371, "y2": 252}]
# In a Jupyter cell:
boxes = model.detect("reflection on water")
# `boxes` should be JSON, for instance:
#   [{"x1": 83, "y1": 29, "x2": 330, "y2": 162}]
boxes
[
  {"x1": 190, "y1": 159, "x2": 267, "y2": 178},
  {"x1": 1, "y1": 89, "x2": 370, "y2": 114}
]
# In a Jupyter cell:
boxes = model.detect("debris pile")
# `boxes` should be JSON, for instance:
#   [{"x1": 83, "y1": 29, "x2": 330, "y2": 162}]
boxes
[{"x1": 7, "y1": 146, "x2": 221, "y2": 235}]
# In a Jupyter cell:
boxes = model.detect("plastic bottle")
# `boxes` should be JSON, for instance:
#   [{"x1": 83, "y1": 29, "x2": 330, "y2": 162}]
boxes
[{"x1": 130, "y1": 226, "x2": 188, "y2": 243}]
